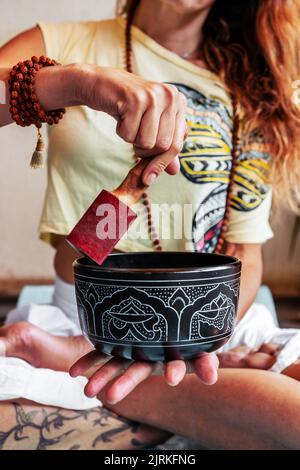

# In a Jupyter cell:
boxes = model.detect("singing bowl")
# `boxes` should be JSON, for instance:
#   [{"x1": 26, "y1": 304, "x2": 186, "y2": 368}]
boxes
[{"x1": 73, "y1": 252, "x2": 241, "y2": 361}]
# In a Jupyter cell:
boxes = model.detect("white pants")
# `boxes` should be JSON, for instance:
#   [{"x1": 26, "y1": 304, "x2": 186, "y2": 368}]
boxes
[
  {"x1": 220, "y1": 303, "x2": 300, "y2": 373},
  {"x1": 0, "y1": 277, "x2": 100, "y2": 410},
  {"x1": 0, "y1": 277, "x2": 299, "y2": 409}
]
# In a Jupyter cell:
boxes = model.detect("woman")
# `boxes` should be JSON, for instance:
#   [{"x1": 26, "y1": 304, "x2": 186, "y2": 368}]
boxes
[{"x1": 1, "y1": 0, "x2": 300, "y2": 449}]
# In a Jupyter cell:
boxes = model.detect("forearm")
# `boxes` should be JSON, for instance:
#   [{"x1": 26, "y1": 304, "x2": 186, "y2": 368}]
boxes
[
  {"x1": 0, "y1": 63, "x2": 133, "y2": 127},
  {"x1": 237, "y1": 259, "x2": 262, "y2": 320},
  {"x1": 225, "y1": 243, "x2": 262, "y2": 321}
]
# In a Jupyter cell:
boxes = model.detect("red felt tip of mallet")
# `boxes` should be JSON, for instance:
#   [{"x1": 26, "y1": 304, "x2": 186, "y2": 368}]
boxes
[{"x1": 66, "y1": 160, "x2": 148, "y2": 266}]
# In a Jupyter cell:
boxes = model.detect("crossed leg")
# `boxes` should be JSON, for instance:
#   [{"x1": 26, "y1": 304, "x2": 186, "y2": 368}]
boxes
[
  {"x1": 2, "y1": 321, "x2": 300, "y2": 449},
  {"x1": 2, "y1": 368, "x2": 300, "y2": 450},
  {"x1": 101, "y1": 369, "x2": 300, "y2": 450},
  {"x1": 0, "y1": 399, "x2": 168, "y2": 450}
]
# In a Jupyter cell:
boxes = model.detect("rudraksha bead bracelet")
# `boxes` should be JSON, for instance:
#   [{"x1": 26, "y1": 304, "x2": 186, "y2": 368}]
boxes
[{"x1": 9, "y1": 56, "x2": 66, "y2": 168}]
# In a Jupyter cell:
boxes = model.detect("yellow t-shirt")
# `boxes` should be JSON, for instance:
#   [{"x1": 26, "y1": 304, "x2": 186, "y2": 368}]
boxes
[{"x1": 38, "y1": 16, "x2": 273, "y2": 252}]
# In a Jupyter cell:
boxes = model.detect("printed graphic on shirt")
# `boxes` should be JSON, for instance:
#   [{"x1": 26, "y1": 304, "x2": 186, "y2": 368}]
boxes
[
  {"x1": 171, "y1": 84, "x2": 270, "y2": 253},
  {"x1": 192, "y1": 184, "x2": 227, "y2": 253}
]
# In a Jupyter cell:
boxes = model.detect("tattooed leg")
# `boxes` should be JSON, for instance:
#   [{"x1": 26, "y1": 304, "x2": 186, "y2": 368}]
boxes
[{"x1": 0, "y1": 400, "x2": 169, "y2": 450}]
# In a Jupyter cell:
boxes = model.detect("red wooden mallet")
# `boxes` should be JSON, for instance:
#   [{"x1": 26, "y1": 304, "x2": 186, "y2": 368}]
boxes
[{"x1": 67, "y1": 160, "x2": 148, "y2": 265}]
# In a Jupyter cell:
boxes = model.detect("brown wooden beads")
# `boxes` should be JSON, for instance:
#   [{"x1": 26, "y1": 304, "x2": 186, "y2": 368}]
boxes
[{"x1": 9, "y1": 56, "x2": 66, "y2": 129}]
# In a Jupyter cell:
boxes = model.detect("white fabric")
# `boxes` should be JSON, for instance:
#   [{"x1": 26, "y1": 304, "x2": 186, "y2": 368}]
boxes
[
  {"x1": 0, "y1": 357, "x2": 99, "y2": 410},
  {"x1": 0, "y1": 277, "x2": 101, "y2": 410},
  {"x1": 1, "y1": 279, "x2": 300, "y2": 409},
  {"x1": 220, "y1": 303, "x2": 300, "y2": 373}
]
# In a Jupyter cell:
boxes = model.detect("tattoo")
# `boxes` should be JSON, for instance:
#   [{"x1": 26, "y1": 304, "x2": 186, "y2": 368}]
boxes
[{"x1": 0, "y1": 403, "x2": 152, "y2": 450}]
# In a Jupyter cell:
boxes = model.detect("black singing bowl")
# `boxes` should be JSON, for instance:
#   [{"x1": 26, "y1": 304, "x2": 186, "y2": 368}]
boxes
[{"x1": 73, "y1": 252, "x2": 241, "y2": 362}]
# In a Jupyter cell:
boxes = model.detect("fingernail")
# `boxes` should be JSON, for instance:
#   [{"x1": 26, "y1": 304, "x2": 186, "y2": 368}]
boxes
[
  {"x1": 167, "y1": 380, "x2": 180, "y2": 387},
  {"x1": 166, "y1": 371, "x2": 182, "y2": 387},
  {"x1": 145, "y1": 172, "x2": 158, "y2": 186},
  {"x1": 208, "y1": 370, "x2": 218, "y2": 385},
  {"x1": 0, "y1": 340, "x2": 6, "y2": 357},
  {"x1": 106, "y1": 398, "x2": 119, "y2": 405},
  {"x1": 213, "y1": 369, "x2": 218, "y2": 381}
]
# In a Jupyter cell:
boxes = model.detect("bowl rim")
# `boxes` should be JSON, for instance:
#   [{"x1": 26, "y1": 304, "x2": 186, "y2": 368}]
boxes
[{"x1": 73, "y1": 251, "x2": 241, "y2": 275}]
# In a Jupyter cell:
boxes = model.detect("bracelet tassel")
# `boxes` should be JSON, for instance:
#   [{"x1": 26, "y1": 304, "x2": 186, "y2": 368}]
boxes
[{"x1": 30, "y1": 128, "x2": 45, "y2": 169}]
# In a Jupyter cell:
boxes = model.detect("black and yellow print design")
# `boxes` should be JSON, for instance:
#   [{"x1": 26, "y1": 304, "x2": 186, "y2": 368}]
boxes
[
  {"x1": 172, "y1": 84, "x2": 271, "y2": 253},
  {"x1": 233, "y1": 139, "x2": 271, "y2": 212}
]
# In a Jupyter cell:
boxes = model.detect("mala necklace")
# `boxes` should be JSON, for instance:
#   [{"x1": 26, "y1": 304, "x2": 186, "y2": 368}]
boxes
[{"x1": 124, "y1": 8, "x2": 240, "y2": 254}]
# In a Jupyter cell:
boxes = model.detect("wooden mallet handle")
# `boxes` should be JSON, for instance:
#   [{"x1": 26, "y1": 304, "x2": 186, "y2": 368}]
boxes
[{"x1": 112, "y1": 158, "x2": 149, "y2": 205}]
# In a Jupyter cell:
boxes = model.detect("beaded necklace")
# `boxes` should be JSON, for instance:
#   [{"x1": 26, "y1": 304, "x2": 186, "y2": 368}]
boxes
[{"x1": 124, "y1": 4, "x2": 239, "y2": 255}]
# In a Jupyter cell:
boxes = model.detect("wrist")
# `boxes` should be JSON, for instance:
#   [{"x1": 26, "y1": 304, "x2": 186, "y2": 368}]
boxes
[
  {"x1": 35, "y1": 63, "x2": 83, "y2": 110},
  {"x1": 74, "y1": 63, "x2": 95, "y2": 105}
]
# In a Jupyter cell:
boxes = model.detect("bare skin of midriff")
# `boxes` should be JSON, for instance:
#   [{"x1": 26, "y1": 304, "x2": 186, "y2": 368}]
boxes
[{"x1": 54, "y1": 234, "x2": 210, "y2": 281}]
